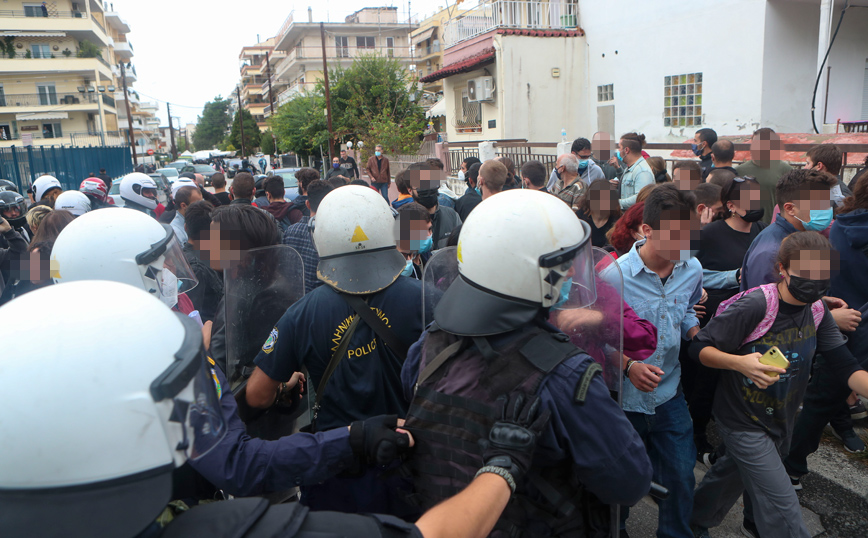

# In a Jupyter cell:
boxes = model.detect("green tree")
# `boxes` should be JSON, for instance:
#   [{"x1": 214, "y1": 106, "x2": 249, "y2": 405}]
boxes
[
  {"x1": 228, "y1": 108, "x2": 260, "y2": 155},
  {"x1": 270, "y1": 92, "x2": 328, "y2": 161},
  {"x1": 260, "y1": 129, "x2": 276, "y2": 155},
  {"x1": 176, "y1": 136, "x2": 187, "y2": 154},
  {"x1": 77, "y1": 40, "x2": 102, "y2": 58},
  {"x1": 193, "y1": 96, "x2": 232, "y2": 151}
]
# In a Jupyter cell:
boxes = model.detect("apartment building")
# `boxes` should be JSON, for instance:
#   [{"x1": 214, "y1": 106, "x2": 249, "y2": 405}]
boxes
[
  {"x1": 0, "y1": 0, "x2": 158, "y2": 159},
  {"x1": 269, "y1": 7, "x2": 417, "y2": 110},
  {"x1": 238, "y1": 36, "x2": 283, "y2": 130}
]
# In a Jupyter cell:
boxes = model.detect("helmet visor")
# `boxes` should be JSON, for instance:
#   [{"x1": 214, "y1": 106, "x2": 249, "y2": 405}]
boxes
[
  {"x1": 160, "y1": 236, "x2": 198, "y2": 295},
  {"x1": 543, "y1": 226, "x2": 597, "y2": 310},
  {"x1": 0, "y1": 197, "x2": 27, "y2": 221}
]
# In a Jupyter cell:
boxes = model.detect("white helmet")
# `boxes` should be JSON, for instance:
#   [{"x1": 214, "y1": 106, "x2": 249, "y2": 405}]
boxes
[
  {"x1": 51, "y1": 208, "x2": 198, "y2": 308},
  {"x1": 0, "y1": 281, "x2": 226, "y2": 537},
  {"x1": 53, "y1": 190, "x2": 92, "y2": 216},
  {"x1": 171, "y1": 177, "x2": 197, "y2": 198},
  {"x1": 32, "y1": 174, "x2": 62, "y2": 202},
  {"x1": 435, "y1": 189, "x2": 595, "y2": 336},
  {"x1": 119, "y1": 172, "x2": 158, "y2": 210},
  {"x1": 312, "y1": 185, "x2": 404, "y2": 294}
]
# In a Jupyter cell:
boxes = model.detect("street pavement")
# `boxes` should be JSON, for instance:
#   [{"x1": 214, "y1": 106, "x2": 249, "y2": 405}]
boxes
[{"x1": 627, "y1": 423, "x2": 868, "y2": 537}]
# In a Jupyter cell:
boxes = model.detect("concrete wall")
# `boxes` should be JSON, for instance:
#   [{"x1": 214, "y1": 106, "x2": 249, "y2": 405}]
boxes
[{"x1": 824, "y1": 1, "x2": 868, "y2": 124}]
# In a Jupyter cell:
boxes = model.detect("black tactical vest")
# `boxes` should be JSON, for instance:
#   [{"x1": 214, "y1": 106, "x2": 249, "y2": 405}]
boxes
[{"x1": 404, "y1": 324, "x2": 611, "y2": 538}]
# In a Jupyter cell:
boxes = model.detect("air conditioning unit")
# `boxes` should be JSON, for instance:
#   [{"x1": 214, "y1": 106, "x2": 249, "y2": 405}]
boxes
[{"x1": 467, "y1": 76, "x2": 495, "y2": 102}]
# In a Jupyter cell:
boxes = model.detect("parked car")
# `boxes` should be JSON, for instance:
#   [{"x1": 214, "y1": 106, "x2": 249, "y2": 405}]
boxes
[
  {"x1": 181, "y1": 164, "x2": 218, "y2": 186},
  {"x1": 165, "y1": 161, "x2": 189, "y2": 174},
  {"x1": 272, "y1": 168, "x2": 301, "y2": 201},
  {"x1": 157, "y1": 167, "x2": 180, "y2": 183}
]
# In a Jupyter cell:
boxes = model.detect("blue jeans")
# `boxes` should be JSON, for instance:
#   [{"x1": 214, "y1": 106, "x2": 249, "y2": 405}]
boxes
[
  {"x1": 621, "y1": 392, "x2": 695, "y2": 538},
  {"x1": 373, "y1": 182, "x2": 389, "y2": 201}
]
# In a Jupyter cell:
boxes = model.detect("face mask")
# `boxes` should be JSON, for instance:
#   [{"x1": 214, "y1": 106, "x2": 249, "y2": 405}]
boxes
[
  {"x1": 554, "y1": 167, "x2": 562, "y2": 180},
  {"x1": 786, "y1": 274, "x2": 830, "y2": 304},
  {"x1": 552, "y1": 277, "x2": 572, "y2": 309},
  {"x1": 419, "y1": 235, "x2": 433, "y2": 254},
  {"x1": 458, "y1": 170, "x2": 466, "y2": 181},
  {"x1": 578, "y1": 158, "x2": 589, "y2": 171},
  {"x1": 415, "y1": 192, "x2": 438, "y2": 209},
  {"x1": 400, "y1": 259, "x2": 414, "y2": 277},
  {"x1": 738, "y1": 208, "x2": 765, "y2": 223},
  {"x1": 691, "y1": 143, "x2": 703, "y2": 157},
  {"x1": 797, "y1": 207, "x2": 834, "y2": 232},
  {"x1": 333, "y1": 163, "x2": 340, "y2": 169},
  {"x1": 615, "y1": 150, "x2": 624, "y2": 163},
  {"x1": 160, "y1": 268, "x2": 179, "y2": 309},
  {"x1": 375, "y1": 151, "x2": 382, "y2": 157}
]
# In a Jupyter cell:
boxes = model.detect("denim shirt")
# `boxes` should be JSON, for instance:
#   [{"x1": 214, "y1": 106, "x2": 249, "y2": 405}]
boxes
[
  {"x1": 601, "y1": 240, "x2": 703, "y2": 414},
  {"x1": 618, "y1": 158, "x2": 655, "y2": 210}
]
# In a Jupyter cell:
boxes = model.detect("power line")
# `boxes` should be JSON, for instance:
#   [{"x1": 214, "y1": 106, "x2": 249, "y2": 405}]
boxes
[{"x1": 131, "y1": 90, "x2": 207, "y2": 110}]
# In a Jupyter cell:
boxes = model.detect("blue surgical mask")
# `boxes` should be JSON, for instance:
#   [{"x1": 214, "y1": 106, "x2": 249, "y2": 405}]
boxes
[
  {"x1": 615, "y1": 150, "x2": 624, "y2": 163},
  {"x1": 333, "y1": 163, "x2": 340, "y2": 169},
  {"x1": 401, "y1": 259, "x2": 414, "y2": 277},
  {"x1": 474, "y1": 187, "x2": 482, "y2": 196},
  {"x1": 798, "y1": 207, "x2": 834, "y2": 232},
  {"x1": 552, "y1": 277, "x2": 572, "y2": 309},
  {"x1": 691, "y1": 143, "x2": 703, "y2": 157},
  {"x1": 578, "y1": 158, "x2": 589, "y2": 171},
  {"x1": 375, "y1": 151, "x2": 382, "y2": 157},
  {"x1": 419, "y1": 235, "x2": 433, "y2": 254}
]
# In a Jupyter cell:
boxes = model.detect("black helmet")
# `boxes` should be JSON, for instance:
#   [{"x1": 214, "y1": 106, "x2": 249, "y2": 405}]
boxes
[
  {"x1": 0, "y1": 179, "x2": 18, "y2": 193},
  {"x1": 0, "y1": 190, "x2": 28, "y2": 228}
]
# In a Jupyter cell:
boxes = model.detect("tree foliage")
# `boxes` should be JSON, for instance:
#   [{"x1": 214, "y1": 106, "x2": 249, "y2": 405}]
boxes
[
  {"x1": 227, "y1": 108, "x2": 261, "y2": 155},
  {"x1": 270, "y1": 92, "x2": 328, "y2": 161},
  {"x1": 260, "y1": 129, "x2": 276, "y2": 155},
  {"x1": 193, "y1": 96, "x2": 231, "y2": 151}
]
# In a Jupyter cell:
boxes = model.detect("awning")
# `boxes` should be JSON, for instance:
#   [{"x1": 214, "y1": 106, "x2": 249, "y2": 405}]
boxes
[
  {"x1": 0, "y1": 32, "x2": 66, "y2": 37},
  {"x1": 426, "y1": 98, "x2": 446, "y2": 119},
  {"x1": 420, "y1": 48, "x2": 496, "y2": 83},
  {"x1": 16, "y1": 112, "x2": 69, "y2": 122},
  {"x1": 412, "y1": 27, "x2": 436, "y2": 47}
]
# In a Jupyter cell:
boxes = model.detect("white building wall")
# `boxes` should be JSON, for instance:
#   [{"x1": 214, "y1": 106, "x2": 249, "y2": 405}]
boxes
[
  {"x1": 578, "y1": 0, "x2": 767, "y2": 140},
  {"x1": 824, "y1": 2, "x2": 868, "y2": 124}
]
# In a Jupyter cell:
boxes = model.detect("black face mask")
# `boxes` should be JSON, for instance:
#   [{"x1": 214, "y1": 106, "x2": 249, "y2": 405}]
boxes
[
  {"x1": 414, "y1": 190, "x2": 439, "y2": 209},
  {"x1": 787, "y1": 274, "x2": 830, "y2": 304},
  {"x1": 739, "y1": 208, "x2": 765, "y2": 223}
]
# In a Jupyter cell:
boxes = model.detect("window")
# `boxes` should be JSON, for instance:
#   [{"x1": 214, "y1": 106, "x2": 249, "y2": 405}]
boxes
[
  {"x1": 31, "y1": 44, "x2": 51, "y2": 59},
  {"x1": 334, "y1": 36, "x2": 349, "y2": 58},
  {"x1": 597, "y1": 84, "x2": 614, "y2": 102},
  {"x1": 0, "y1": 125, "x2": 11, "y2": 141},
  {"x1": 664, "y1": 73, "x2": 703, "y2": 127},
  {"x1": 37, "y1": 84, "x2": 57, "y2": 106},
  {"x1": 386, "y1": 37, "x2": 394, "y2": 57},
  {"x1": 455, "y1": 88, "x2": 482, "y2": 132},
  {"x1": 356, "y1": 36, "x2": 375, "y2": 50},
  {"x1": 42, "y1": 122, "x2": 62, "y2": 139},
  {"x1": 23, "y1": 3, "x2": 46, "y2": 17},
  {"x1": 0, "y1": 84, "x2": 5, "y2": 107}
]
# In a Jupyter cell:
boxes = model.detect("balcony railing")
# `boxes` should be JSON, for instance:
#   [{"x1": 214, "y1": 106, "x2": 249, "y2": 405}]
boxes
[
  {"x1": 443, "y1": 0, "x2": 579, "y2": 48},
  {"x1": 0, "y1": 93, "x2": 100, "y2": 107},
  {"x1": 277, "y1": 82, "x2": 317, "y2": 105},
  {"x1": 101, "y1": 94, "x2": 115, "y2": 107},
  {"x1": 282, "y1": 45, "x2": 412, "y2": 65},
  {"x1": 0, "y1": 9, "x2": 86, "y2": 18},
  {"x1": 90, "y1": 15, "x2": 106, "y2": 34}
]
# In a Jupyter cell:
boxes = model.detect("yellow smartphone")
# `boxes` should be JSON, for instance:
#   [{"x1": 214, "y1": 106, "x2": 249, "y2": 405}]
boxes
[{"x1": 758, "y1": 346, "x2": 789, "y2": 378}]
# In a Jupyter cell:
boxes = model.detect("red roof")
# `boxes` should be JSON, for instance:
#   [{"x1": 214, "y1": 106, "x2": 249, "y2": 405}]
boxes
[
  {"x1": 420, "y1": 48, "x2": 496, "y2": 83},
  {"x1": 496, "y1": 28, "x2": 584, "y2": 37}
]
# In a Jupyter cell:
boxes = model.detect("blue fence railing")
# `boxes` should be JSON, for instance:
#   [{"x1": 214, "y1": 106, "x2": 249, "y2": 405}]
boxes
[{"x1": 0, "y1": 145, "x2": 133, "y2": 193}]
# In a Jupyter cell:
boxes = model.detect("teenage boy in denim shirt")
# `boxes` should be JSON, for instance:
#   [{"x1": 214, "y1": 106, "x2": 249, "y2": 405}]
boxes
[{"x1": 601, "y1": 183, "x2": 702, "y2": 538}]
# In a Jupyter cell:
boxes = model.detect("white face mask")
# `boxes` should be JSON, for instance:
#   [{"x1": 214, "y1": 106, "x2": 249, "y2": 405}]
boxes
[
  {"x1": 160, "y1": 268, "x2": 179, "y2": 309},
  {"x1": 458, "y1": 170, "x2": 466, "y2": 181}
]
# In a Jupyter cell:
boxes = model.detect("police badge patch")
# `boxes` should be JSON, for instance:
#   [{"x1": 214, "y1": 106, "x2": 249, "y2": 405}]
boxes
[{"x1": 262, "y1": 328, "x2": 278, "y2": 354}]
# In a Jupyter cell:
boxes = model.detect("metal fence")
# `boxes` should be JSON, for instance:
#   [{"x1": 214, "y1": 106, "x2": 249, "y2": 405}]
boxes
[
  {"x1": 0, "y1": 145, "x2": 133, "y2": 192},
  {"x1": 494, "y1": 142, "x2": 559, "y2": 175}
]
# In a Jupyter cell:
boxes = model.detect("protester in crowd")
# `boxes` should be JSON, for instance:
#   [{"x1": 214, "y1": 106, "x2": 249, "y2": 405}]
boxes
[
  {"x1": 259, "y1": 176, "x2": 295, "y2": 233},
  {"x1": 736, "y1": 128, "x2": 793, "y2": 224},
  {"x1": 616, "y1": 133, "x2": 654, "y2": 209},
  {"x1": 455, "y1": 162, "x2": 482, "y2": 221},
  {"x1": 606, "y1": 202, "x2": 646, "y2": 258},
  {"x1": 339, "y1": 148, "x2": 359, "y2": 179},
  {"x1": 690, "y1": 231, "x2": 868, "y2": 538},
  {"x1": 805, "y1": 143, "x2": 852, "y2": 207},
  {"x1": 246, "y1": 184, "x2": 426, "y2": 516},
  {"x1": 211, "y1": 173, "x2": 231, "y2": 206},
  {"x1": 711, "y1": 139, "x2": 738, "y2": 176},
  {"x1": 689, "y1": 176, "x2": 766, "y2": 466},
  {"x1": 96, "y1": 167, "x2": 112, "y2": 190},
  {"x1": 706, "y1": 168, "x2": 737, "y2": 188},
  {"x1": 551, "y1": 153, "x2": 584, "y2": 209},
  {"x1": 546, "y1": 137, "x2": 607, "y2": 191},
  {"x1": 424, "y1": 157, "x2": 457, "y2": 209},
  {"x1": 252, "y1": 176, "x2": 270, "y2": 208},
  {"x1": 672, "y1": 160, "x2": 703, "y2": 192},
  {"x1": 647, "y1": 156, "x2": 671, "y2": 184},
  {"x1": 32, "y1": 175, "x2": 63, "y2": 208},
  {"x1": 25, "y1": 205, "x2": 52, "y2": 237},
  {"x1": 478, "y1": 159, "x2": 508, "y2": 200},
  {"x1": 396, "y1": 201, "x2": 432, "y2": 280},
  {"x1": 592, "y1": 131, "x2": 622, "y2": 181},
  {"x1": 283, "y1": 179, "x2": 333, "y2": 293},
  {"x1": 576, "y1": 179, "x2": 621, "y2": 249},
  {"x1": 229, "y1": 172, "x2": 256, "y2": 205},
  {"x1": 392, "y1": 170, "x2": 414, "y2": 209},
  {"x1": 601, "y1": 184, "x2": 702, "y2": 538},
  {"x1": 410, "y1": 162, "x2": 462, "y2": 249},
  {"x1": 520, "y1": 159, "x2": 549, "y2": 192},
  {"x1": 365, "y1": 144, "x2": 391, "y2": 200},
  {"x1": 326, "y1": 157, "x2": 345, "y2": 181},
  {"x1": 784, "y1": 170, "x2": 868, "y2": 481},
  {"x1": 635, "y1": 184, "x2": 657, "y2": 204},
  {"x1": 350, "y1": 179, "x2": 372, "y2": 188},
  {"x1": 694, "y1": 128, "x2": 718, "y2": 180},
  {"x1": 170, "y1": 185, "x2": 203, "y2": 245},
  {"x1": 457, "y1": 156, "x2": 481, "y2": 184},
  {"x1": 288, "y1": 168, "x2": 320, "y2": 224},
  {"x1": 741, "y1": 168, "x2": 836, "y2": 291},
  {"x1": 694, "y1": 182, "x2": 724, "y2": 227},
  {"x1": 182, "y1": 200, "x2": 223, "y2": 322},
  {"x1": 0, "y1": 213, "x2": 27, "y2": 284}
]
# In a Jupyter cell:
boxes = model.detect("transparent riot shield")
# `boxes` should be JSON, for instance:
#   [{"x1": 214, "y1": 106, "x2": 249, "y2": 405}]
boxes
[
  {"x1": 224, "y1": 245, "x2": 305, "y2": 390},
  {"x1": 422, "y1": 246, "x2": 459, "y2": 327}
]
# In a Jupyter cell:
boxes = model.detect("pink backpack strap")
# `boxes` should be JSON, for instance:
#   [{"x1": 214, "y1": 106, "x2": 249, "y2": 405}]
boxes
[
  {"x1": 810, "y1": 301, "x2": 825, "y2": 329},
  {"x1": 716, "y1": 284, "x2": 779, "y2": 347}
]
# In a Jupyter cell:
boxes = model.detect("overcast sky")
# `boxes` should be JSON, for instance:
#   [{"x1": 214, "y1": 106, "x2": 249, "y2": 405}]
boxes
[{"x1": 114, "y1": 0, "x2": 450, "y2": 127}]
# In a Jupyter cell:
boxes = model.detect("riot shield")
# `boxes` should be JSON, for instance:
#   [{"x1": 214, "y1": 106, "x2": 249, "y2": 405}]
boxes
[
  {"x1": 224, "y1": 245, "x2": 305, "y2": 390},
  {"x1": 422, "y1": 246, "x2": 459, "y2": 327}
]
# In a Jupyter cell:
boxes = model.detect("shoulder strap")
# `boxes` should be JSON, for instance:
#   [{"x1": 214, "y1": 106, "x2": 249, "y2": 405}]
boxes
[
  {"x1": 311, "y1": 312, "x2": 361, "y2": 430},
  {"x1": 414, "y1": 338, "x2": 466, "y2": 393},
  {"x1": 810, "y1": 301, "x2": 825, "y2": 329},
  {"x1": 339, "y1": 292, "x2": 410, "y2": 358}
]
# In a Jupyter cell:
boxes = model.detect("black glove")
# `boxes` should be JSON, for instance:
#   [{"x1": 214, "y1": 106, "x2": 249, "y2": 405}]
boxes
[
  {"x1": 350, "y1": 414, "x2": 411, "y2": 466},
  {"x1": 478, "y1": 393, "x2": 551, "y2": 492}
]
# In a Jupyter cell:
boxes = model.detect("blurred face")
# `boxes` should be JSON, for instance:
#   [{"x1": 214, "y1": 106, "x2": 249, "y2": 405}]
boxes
[
  {"x1": 397, "y1": 217, "x2": 433, "y2": 256},
  {"x1": 589, "y1": 186, "x2": 616, "y2": 213},
  {"x1": 783, "y1": 187, "x2": 832, "y2": 225},
  {"x1": 641, "y1": 212, "x2": 700, "y2": 263},
  {"x1": 728, "y1": 183, "x2": 762, "y2": 215},
  {"x1": 199, "y1": 223, "x2": 244, "y2": 272},
  {"x1": 592, "y1": 132, "x2": 614, "y2": 161},
  {"x1": 786, "y1": 250, "x2": 833, "y2": 281},
  {"x1": 673, "y1": 168, "x2": 700, "y2": 192},
  {"x1": 750, "y1": 134, "x2": 784, "y2": 166}
]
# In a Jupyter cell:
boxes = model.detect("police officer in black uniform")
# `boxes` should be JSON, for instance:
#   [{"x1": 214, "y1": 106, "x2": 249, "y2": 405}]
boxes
[{"x1": 401, "y1": 189, "x2": 654, "y2": 537}]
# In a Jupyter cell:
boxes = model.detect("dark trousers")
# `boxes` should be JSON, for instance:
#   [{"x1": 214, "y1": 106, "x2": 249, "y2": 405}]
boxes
[
  {"x1": 679, "y1": 339, "x2": 719, "y2": 443},
  {"x1": 783, "y1": 356, "x2": 853, "y2": 477}
]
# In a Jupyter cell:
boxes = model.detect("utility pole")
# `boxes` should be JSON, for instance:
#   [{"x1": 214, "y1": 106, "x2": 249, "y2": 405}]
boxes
[
  {"x1": 167, "y1": 103, "x2": 177, "y2": 161},
  {"x1": 320, "y1": 22, "x2": 335, "y2": 162},
  {"x1": 120, "y1": 62, "x2": 137, "y2": 166},
  {"x1": 235, "y1": 85, "x2": 246, "y2": 158},
  {"x1": 265, "y1": 51, "x2": 278, "y2": 155}
]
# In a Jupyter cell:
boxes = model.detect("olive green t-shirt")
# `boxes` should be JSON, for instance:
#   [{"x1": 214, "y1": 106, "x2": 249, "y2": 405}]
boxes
[{"x1": 735, "y1": 160, "x2": 793, "y2": 225}]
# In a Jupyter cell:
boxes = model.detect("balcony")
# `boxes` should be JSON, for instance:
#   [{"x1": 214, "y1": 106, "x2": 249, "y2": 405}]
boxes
[
  {"x1": 0, "y1": 92, "x2": 102, "y2": 109},
  {"x1": 125, "y1": 65, "x2": 137, "y2": 82},
  {"x1": 101, "y1": 94, "x2": 115, "y2": 108},
  {"x1": 0, "y1": 56, "x2": 112, "y2": 78},
  {"x1": 104, "y1": 11, "x2": 131, "y2": 33},
  {"x1": 275, "y1": 45, "x2": 412, "y2": 80},
  {"x1": 443, "y1": 0, "x2": 579, "y2": 48},
  {"x1": 0, "y1": 9, "x2": 110, "y2": 46},
  {"x1": 140, "y1": 102, "x2": 158, "y2": 112},
  {"x1": 113, "y1": 40, "x2": 133, "y2": 59},
  {"x1": 276, "y1": 82, "x2": 317, "y2": 105}
]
